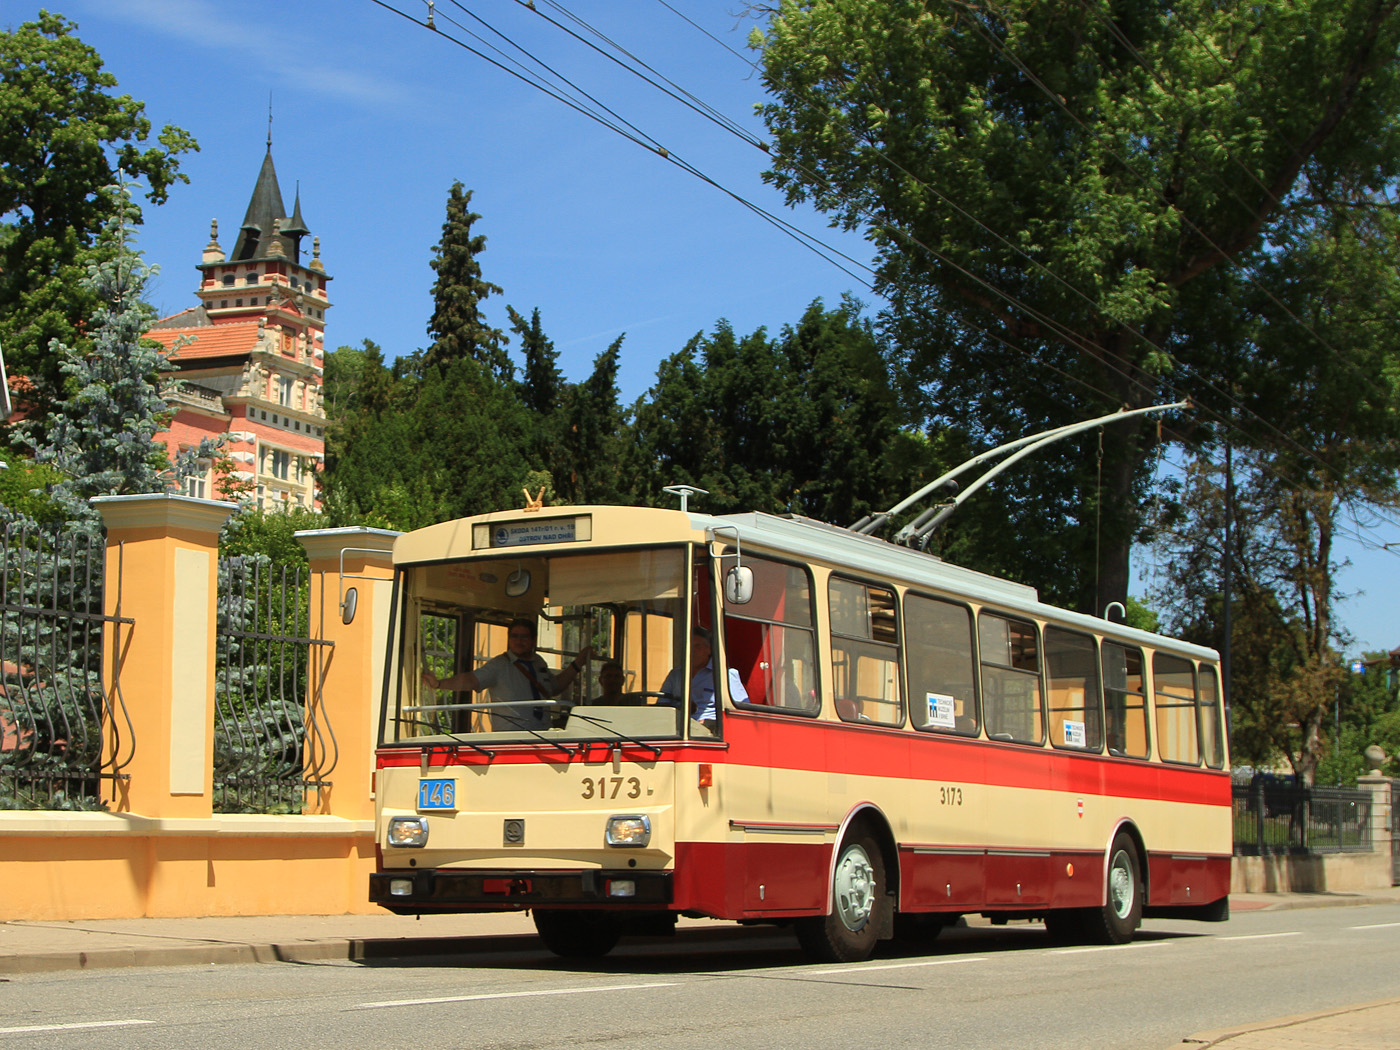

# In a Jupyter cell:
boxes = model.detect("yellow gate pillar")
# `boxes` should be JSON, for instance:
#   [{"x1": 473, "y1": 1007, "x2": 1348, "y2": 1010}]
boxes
[
  {"x1": 295, "y1": 527, "x2": 400, "y2": 820},
  {"x1": 92, "y1": 494, "x2": 236, "y2": 818}
]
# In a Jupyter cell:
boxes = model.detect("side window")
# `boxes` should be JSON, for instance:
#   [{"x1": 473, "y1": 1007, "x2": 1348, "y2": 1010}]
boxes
[
  {"x1": 723, "y1": 555, "x2": 818, "y2": 715},
  {"x1": 905, "y1": 594, "x2": 978, "y2": 735},
  {"x1": 1153, "y1": 652, "x2": 1200, "y2": 765},
  {"x1": 1045, "y1": 627, "x2": 1102, "y2": 751},
  {"x1": 1102, "y1": 642, "x2": 1150, "y2": 758},
  {"x1": 1198, "y1": 664, "x2": 1225, "y2": 769},
  {"x1": 829, "y1": 578, "x2": 902, "y2": 726},
  {"x1": 979, "y1": 612, "x2": 1043, "y2": 744}
]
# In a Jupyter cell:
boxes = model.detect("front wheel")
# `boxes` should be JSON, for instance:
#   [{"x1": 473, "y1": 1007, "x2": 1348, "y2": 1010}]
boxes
[
  {"x1": 795, "y1": 833, "x2": 888, "y2": 963},
  {"x1": 532, "y1": 909, "x2": 621, "y2": 959},
  {"x1": 1086, "y1": 832, "x2": 1143, "y2": 944}
]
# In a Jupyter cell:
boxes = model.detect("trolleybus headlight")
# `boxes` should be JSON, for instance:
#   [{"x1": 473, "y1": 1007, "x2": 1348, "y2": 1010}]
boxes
[
  {"x1": 389, "y1": 879, "x2": 414, "y2": 897},
  {"x1": 387, "y1": 816, "x2": 429, "y2": 848},
  {"x1": 604, "y1": 815, "x2": 651, "y2": 847},
  {"x1": 607, "y1": 879, "x2": 637, "y2": 898}
]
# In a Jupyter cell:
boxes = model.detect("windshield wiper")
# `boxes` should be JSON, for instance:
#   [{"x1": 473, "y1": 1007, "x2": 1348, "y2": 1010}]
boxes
[
  {"x1": 395, "y1": 716, "x2": 496, "y2": 760},
  {"x1": 562, "y1": 709, "x2": 664, "y2": 760}
]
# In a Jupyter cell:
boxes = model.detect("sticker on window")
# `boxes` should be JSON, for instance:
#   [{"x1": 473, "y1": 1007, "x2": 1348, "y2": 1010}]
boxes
[
  {"x1": 1063, "y1": 720, "x2": 1086, "y2": 748},
  {"x1": 926, "y1": 692, "x2": 958, "y2": 729}
]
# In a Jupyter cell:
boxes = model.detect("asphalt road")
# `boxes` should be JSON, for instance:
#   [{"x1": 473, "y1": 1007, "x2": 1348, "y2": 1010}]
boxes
[{"x1": 2, "y1": 903, "x2": 1398, "y2": 1050}]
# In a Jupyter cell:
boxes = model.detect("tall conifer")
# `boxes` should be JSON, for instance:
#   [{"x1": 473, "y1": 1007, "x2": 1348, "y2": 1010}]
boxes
[{"x1": 424, "y1": 182, "x2": 509, "y2": 379}]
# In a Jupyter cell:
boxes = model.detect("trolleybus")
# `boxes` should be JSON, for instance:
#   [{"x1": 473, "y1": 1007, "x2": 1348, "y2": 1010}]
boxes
[{"x1": 369, "y1": 502, "x2": 1230, "y2": 962}]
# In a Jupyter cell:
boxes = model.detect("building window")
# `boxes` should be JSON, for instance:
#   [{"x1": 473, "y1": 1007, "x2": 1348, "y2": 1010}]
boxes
[
  {"x1": 184, "y1": 474, "x2": 207, "y2": 499},
  {"x1": 278, "y1": 376, "x2": 293, "y2": 406},
  {"x1": 269, "y1": 449, "x2": 291, "y2": 480},
  {"x1": 219, "y1": 300, "x2": 228, "y2": 309},
  {"x1": 235, "y1": 299, "x2": 243, "y2": 307},
  {"x1": 245, "y1": 273, "x2": 259, "y2": 285},
  {"x1": 222, "y1": 274, "x2": 235, "y2": 287}
]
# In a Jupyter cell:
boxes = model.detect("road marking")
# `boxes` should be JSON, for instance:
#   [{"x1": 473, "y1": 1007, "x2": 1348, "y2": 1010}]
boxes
[
  {"x1": 359, "y1": 982, "x2": 677, "y2": 1009},
  {"x1": 1350, "y1": 922, "x2": 1400, "y2": 930},
  {"x1": 806, "y1": 957, "x2": 989, "y2": 976},
  {"x1": 1052, "y1": 941, "x2": 1169, "y2": 955},
  {"x1": 1216, "y1": 932, "x2": 1303, "y2": 942},
  {"x1": 0, "y1": 1020, "x2": 153, "y2": 1035}
]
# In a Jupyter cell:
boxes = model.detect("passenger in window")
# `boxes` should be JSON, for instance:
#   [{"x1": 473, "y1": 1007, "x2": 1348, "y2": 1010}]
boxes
[
  {"x1": 421, "y1": 619, "x2": 591, "y2": 730},
  {"x1": 583, "y1": 660, "x2": 643, "y2": 706},
  {"x1": 660, "y1": 626, "x2": 748, "y2": 734}
]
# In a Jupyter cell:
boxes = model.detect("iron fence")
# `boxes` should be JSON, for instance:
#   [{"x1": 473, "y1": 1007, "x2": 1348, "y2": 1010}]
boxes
[
  {"x1": 215, "y1": 556, "x2": 334, "y2": 813},
  {"x1": 1232, "y1": 782, "x2": 1372, "y2": 856},
  {"x1": 0, "y1": 520, "x2": 133, "y2": 809}
]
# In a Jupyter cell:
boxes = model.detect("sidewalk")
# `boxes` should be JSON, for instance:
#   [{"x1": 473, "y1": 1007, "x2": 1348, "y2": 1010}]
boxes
[{"x1": 2, "y1": 890, "x2": 1398, "y2": 1050}]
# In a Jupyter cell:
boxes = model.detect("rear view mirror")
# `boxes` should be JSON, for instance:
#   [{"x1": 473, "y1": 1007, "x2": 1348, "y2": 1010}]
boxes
[{"x1": 725, "y1": 565, "x2": 753, "y2": 605}]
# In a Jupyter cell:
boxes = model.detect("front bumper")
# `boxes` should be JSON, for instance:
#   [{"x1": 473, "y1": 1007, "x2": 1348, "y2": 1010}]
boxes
[{"x1": 369, "y1": 868, "x2": 674, "y2": 912}]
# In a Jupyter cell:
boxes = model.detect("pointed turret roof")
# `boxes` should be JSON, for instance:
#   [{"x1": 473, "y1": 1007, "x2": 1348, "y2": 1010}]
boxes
[{"x1": 230, "y1": 147, "x2": 309, "y2": 263}]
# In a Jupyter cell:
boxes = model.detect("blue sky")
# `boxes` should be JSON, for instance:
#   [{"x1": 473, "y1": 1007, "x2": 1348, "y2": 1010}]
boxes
[{"x1": 21, "y1": 0, "x2": 1400, "y2": 658}]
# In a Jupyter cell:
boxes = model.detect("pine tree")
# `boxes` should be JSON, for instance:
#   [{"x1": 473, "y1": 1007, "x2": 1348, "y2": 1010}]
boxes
[
  {"x1": 424, "y1": 182, "x2": 509, "y2": 380},
  {"x1": 556, "y1": 336, "x2": 628, "y2": 506},
  {"x1": 510, "y1": 306, "x2": 562, "y2": 417},
  {"x1": 24, "y1": 195, "x2": 203, "y2": 528}
]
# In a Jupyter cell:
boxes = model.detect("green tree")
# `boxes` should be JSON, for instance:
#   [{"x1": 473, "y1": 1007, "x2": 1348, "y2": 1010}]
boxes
[
  {"x1": 0, "y1": 11, "x2": 196, "y2": 405},
  {"x1": 554, "y1": 335, "x2": 629, "y2": 506},
  {"x1": 322, "y1": 356, "x2": 532, "y2": 531},
  {"x1": 510, "y1": 306, "x2": 563, "y2": 417},
  {"x1": 631, "y1": 300, "x2": 935, "y2": 520},
  {"x1": 23, "y1": 204, "x2": 200, "y2": 527},
  {"x1": 424, "y1": 182, "x2": 509, "y2": 380},
  {"x1": 753, "y1": 0, "x2": 1400, "y2": 616}
]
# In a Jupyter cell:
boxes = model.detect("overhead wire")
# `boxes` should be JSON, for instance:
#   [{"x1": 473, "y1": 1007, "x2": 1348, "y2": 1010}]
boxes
[
  {"x1": 368, "y1": 0, "x2": 877, "y2": 287},
  {"x1": 380, "y1": 0, "x2": 1400, "y2": 549},
  {"x1": 621, "y1": 1, "x2": 1400, "y2": 552},
  {"x1": 508, "y1": 0, "x2": 1182, "y2": 409}
]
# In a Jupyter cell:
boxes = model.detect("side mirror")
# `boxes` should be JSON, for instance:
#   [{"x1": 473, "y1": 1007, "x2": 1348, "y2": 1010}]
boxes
[{"x1": 724, "y1": 565, "x2": 753, "y2": 605}]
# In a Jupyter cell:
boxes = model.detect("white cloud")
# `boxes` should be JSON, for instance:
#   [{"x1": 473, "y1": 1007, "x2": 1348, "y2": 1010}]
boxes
[{"x1": 71, "y1": 0, "x2": 413, "y2": 107}]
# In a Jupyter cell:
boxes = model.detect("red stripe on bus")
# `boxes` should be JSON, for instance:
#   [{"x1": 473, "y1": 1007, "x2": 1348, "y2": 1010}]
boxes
[{"x1": 376, "y1": 720, "x2": 1230, "y2": 806}]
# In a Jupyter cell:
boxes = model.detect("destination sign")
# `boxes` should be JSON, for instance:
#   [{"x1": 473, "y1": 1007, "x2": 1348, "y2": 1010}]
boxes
[{"x1": 475, "y1": 516, "x2": 592, "y2": 549}]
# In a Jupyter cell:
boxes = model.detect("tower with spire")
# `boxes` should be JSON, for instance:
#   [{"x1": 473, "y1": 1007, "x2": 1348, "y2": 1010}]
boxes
[{"x1": 148, "y1": 143, "x2": 330, "y2": 510}]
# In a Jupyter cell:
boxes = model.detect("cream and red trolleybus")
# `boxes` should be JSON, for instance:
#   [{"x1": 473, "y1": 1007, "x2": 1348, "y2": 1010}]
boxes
[{"x1": 369, "y1": 503, "x2": 1230, "y2": 962}]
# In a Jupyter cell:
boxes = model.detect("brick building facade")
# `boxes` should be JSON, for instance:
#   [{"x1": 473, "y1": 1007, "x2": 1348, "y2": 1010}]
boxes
[{"x1": 147, "y1": 145, "x2": 328, "y2": 510}]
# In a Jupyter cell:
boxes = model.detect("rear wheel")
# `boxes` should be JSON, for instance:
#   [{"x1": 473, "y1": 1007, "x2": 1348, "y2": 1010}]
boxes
[
  {"x1": 795, "y1": 833, "x2": 888, "y2": 963},
  {"x1": 532, "y1": 909, "x2": 621, "y2": 959}
]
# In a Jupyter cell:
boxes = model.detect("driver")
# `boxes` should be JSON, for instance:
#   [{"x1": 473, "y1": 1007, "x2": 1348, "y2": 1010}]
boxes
[{"x1": 421, "y1": 618, "x2": 591, "y2": 730}]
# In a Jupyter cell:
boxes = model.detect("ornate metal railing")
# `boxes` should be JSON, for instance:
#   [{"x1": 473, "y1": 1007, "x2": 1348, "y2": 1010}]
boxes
[
  {"x1": 214, "y1": 556, "x2": 334, "y2": 813},
  {"x1": 0, "y1": 521, "x2": 134, "y2": 809}
]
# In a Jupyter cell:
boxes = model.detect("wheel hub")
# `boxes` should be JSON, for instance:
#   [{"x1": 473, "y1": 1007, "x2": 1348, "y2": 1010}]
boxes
[
  {"x1": 834, "y1": 845, "x2": 876, "y2": 931},
  {"x1": 1108, "y1": 850, "x2": 1134, "y2": 919}
]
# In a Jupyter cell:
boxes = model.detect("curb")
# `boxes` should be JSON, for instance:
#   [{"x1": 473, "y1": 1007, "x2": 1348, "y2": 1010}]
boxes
[
  {"x1": 0, "y1": 923, "x2": 785, "y2": 976},
  {"x1": 0, "y1": 933, "x2": 544, "y2": 976},
  {"x1": 1175, "y1": 997, "x2": 1400, "y2": 1049}
]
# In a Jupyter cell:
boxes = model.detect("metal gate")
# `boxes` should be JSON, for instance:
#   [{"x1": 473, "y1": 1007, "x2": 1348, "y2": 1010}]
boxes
[{"x1": 1392, "y1": 780, "x2": 1400, "y2": 885}]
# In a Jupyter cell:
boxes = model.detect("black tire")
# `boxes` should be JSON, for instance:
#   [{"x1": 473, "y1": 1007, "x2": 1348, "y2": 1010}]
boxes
[
  {"x1": 1083, "y1": 832, "x2": 1143, "y2": 944},
  {"x1": 795, "y1": 833, "x2": 888, "y2": 963},
  {"x1": 532, "y1": 909, "x2": 621, "y2": 959}
]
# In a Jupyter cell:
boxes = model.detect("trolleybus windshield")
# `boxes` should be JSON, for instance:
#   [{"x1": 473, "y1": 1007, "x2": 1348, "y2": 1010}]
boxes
[{"x1": 387, "y1": 546, "x2": 694, "y2": 745}]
